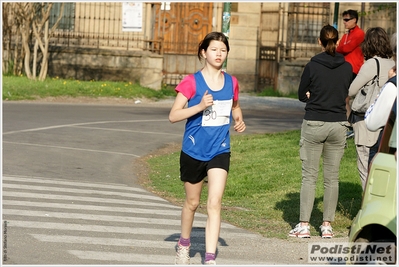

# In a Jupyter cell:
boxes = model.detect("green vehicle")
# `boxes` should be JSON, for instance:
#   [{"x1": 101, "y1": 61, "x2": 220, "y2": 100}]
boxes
[{"x1": 348, "y1": 107, "x2": 397, "y2": 264}]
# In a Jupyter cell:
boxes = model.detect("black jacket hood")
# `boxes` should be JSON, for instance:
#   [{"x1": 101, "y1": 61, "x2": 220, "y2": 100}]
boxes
[{"x1": 311, "y1": 52, "x2": 347, "y2": 69}]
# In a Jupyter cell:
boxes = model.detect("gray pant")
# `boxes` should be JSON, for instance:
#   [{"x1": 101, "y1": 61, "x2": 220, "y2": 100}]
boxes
[
  {"x1": 299, "y1": 120, "x2": 347, "y2": 222},
  {"x1": 355, "y1": 144, "x2": 369, "y2": 191}
]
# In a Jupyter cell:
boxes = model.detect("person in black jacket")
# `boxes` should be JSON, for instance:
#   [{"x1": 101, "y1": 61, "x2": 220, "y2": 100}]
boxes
[{"x1": 289, "y1": 25, "x2": 353, "y2": 239}]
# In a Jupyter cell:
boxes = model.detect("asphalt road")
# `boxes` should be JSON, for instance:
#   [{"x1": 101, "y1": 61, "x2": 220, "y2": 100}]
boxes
[{"x1": 2, "y1": 96, "x2": 348, "y2": 265}]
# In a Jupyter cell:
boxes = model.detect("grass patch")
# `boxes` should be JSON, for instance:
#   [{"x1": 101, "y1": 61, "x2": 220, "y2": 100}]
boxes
[
  {"x1": 2, "y1": 75, "x2": 176, "y2": 101},
  {"x1": 142, "y1": 131, "x2": 361, "y2": 239}
]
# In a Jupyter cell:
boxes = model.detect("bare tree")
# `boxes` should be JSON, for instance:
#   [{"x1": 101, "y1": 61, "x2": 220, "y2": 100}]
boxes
[
  {"x1": 2, "y1": 3, "x2": 11, "y2": 73},
  {"x1": 2, "y1": 3, "x2": 24, "y2": 76},
  {"x1": 13, "y1": 3, "x2": 35, "y2": 78},
  {"x1": 3, "y1": 2, "x2": 64, "y2": 80}
]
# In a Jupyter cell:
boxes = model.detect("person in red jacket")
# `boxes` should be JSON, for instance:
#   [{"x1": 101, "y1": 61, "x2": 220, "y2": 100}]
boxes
[{"x1": 337, "y1": 9, "x2": 365, "y2": 79}]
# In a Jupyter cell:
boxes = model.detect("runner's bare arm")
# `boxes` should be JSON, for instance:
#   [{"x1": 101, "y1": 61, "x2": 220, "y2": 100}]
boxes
[
  {"x1": 232, "y1": 100, "x2": 245, "y2": 132},
  {"x1": 169, "y1": 91, "x2": 213, "y2": 123}
]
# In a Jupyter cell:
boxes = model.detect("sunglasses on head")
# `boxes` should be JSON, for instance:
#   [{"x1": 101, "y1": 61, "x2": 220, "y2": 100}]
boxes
[{"x1": 343, "y1": 18, "x2": 354, "y2": 22}]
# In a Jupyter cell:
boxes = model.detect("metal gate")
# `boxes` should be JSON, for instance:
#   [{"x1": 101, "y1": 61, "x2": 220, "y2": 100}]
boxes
[
  {"x1": 257, "y1": 5, "x2": 280, "y2": 92},
  {"x1": 257, "y1": 3, "x2": 332, "y2": 92},
  {"x1": 153, "y1": 2, "x2": 213, "y2": 85},
  {"x1": 258, "y1": 46, "x2": 279, "y2": 92}
]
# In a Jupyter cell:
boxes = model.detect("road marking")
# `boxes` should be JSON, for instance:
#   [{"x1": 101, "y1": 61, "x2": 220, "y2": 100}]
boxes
[
  {"x1": 68, "y1": 250, "x2": 177, "y2": 264},
  {"x1": 5, "y1": 220, "x2": 256, "y2": 238},
  {"x1": 70, "y1": 125, "x2": 182, "y2": 136},
  {"x1": 2, "y1": 119, "x2": 169, "y2": 135},
  {"x1": 3, "y1": 183, "x2": 170, "y2": 202},
  {"x1": 2, "y1": 191, "x2": 177, "y2": 209},
  {"x1": 3, "y1": 175, "x2": 151, "y2": 192},
  {"x1": 30, "y1": 233, "x2": 257, "y2": 253},
  {"x1": 3, "y1": 141, "x2": 141, "y2": 157},
  {"x1": 4, "y1": 209, "x2": 185, "y2": 227},
  {"x1": 3, "y1": 175, "x2": 260, "y2": 265},
  {"x1": 67, "y1": 250, "x2": 261, "y2": 265},
  {"x1": 3, "y1": 200, "x2": 183, "y2": 216},
  {"x1": 31, "y1": 234, "x2": 184, "y2": 249}
]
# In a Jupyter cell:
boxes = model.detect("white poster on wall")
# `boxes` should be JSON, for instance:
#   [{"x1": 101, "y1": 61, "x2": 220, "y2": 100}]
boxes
[{"x1": 122, "y1": 2, "x2": 142, "y2": 32}]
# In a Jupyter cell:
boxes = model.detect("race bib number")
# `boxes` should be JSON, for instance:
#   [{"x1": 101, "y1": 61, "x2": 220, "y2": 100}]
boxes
[{"x1": 202, "y1": 99, "x2": 232, "y2": 126}]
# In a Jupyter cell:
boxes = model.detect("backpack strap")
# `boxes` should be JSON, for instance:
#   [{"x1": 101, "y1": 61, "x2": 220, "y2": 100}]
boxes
[{"x1": 374, "y1": 58, "x2": 380, "y2": 86}]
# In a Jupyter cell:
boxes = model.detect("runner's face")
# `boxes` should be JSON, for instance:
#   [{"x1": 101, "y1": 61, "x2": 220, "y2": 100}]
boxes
[
  {"x1": 202, "y1": 40, "x2": 228, "y2": 67},
  {"x1": 343, "y1": 14, "x2": 357, "y2": 30}
]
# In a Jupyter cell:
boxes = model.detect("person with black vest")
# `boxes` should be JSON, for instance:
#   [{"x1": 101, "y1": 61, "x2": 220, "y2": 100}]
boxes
[{"x1": 289, "y1": 25, "x2": 352, "y2": 239}]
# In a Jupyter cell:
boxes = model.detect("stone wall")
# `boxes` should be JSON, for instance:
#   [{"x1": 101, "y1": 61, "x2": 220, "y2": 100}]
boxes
[
  {"x1": 227, "y1": 2, "x2": 261, "y2": 92},
  {"x1": 47, "y1": 47, "x2": 163, "y2": 90},
  {"x1": 277, "y1": 60, "x2": 308, "y2": 95}
]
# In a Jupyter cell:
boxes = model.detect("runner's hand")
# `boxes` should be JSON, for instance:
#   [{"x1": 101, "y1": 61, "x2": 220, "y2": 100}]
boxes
[
  {"x1": 200, "y1": 90, "x2": 214, "y2": 110},
  {"x1": 234, "y1": 120, "x2": 246, "y2": 132}
]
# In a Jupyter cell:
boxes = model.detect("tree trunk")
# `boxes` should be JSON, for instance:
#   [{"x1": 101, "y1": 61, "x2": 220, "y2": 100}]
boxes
[
  {"x1": 15, "y1": 32, "x2": 24, "y2": 76},
  {"x1": 39, "y1": 20, "x2": 50, "y2": 81},
  {"x1": 21, "y1": 26, "x2": 33, "y2": 79},
  {"x1": 13, "y1": 33, "x2": 21, "y2": 76},
  {"x1": 32, "y1": 39, "x2": 38, "y2": 78},
  {"x1": 2, "y1": 3, "x2": 10, "y2": 73}
]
